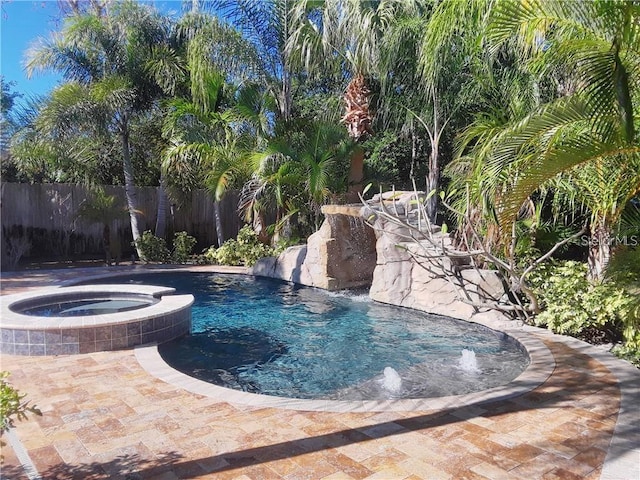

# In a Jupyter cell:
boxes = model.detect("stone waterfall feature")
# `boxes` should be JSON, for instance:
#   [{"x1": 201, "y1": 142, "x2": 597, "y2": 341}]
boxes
[
  {"x1": 253, "y1": 191, "x2": 506, "y2": 318},
  {"x1": 252, "y1": 204, "x2": 377, "y2": 290}
]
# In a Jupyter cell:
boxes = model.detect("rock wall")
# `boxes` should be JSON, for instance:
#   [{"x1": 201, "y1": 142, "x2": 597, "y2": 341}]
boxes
[{"x1": 366, "y1": 192, "x2": 506, "y2": 320}]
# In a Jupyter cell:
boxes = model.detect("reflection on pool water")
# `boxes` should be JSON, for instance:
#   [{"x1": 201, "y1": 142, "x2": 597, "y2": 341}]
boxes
[{"x1": 90, "y1": 272, "x2": 529, "y2": 400}]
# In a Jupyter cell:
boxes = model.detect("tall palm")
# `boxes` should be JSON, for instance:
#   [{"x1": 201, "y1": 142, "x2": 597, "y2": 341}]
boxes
[
  {"x1": 550, "y1": 157, "x2": 640, "y2": 280},
  {"x1": 159, "y1": 61, "x2": 270, "y2": 246},
  {"x1": 26, "y1": 1, "x2": 172, "y2": 258},
  {"x1": 156, "y1": 13, "x2": 270, "y2": 246},
  {"x1": 0, "y1": 78, "x2": 20, "y2": 160},
  {"x1": 211, "y1": 0, "x2": 296, "y2": 122},
  {"x1": 287, "y1": 0, "x2": 419, "y2": 199},
  {"x1": 161, "y1": 79, "x2": 247, "y2": 247},
  {"x1": 447, "y1": 64, "x2": 544, "y2": 253},
  {"x1": 479, "y1": 0, "x2": 640, "y2": 279}
]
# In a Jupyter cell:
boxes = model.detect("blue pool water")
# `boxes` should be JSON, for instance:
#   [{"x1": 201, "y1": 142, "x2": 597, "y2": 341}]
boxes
[{"x1": 89, "y1": 273, "x2": 529, "y2": 400}]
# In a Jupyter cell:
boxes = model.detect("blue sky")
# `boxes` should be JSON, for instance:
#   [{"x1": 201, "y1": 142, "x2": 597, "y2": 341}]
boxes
[
  {"x1": 1, "y1": 1, "x2": 63, "y2": 99},
  {"x1": 0, "y1": 0, "x2": 184, "y2": 101}
]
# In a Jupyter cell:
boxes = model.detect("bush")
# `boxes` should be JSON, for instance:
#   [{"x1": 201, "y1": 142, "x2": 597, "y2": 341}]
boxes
[
  {"x1": 133, "y1": 231, "x2": 170, "y2": 263},
  {"x1": 612, "y1": 344, "x2": 640, "y2": 368},
  {"x1": 133, "y1": 231, "x2": 198, "y2": 264},
  {"x1": 607, "y1": 248, "x2": 640, "y2": 360},
  {"x1": 1, "y1": 371, "x2": 41, "y2": 458},
  {"x1": 529, "y1": 260, "x2": 636, "y2": 346},
  {"x1": 204, "y1": 226, "x2": 276, "y2": 266},
  {"x1": 171, "y1": 231, "x2": 197, "y2": 264}
]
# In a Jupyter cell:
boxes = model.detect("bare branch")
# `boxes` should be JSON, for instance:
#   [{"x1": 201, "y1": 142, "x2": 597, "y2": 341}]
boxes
[{"x1": 362, "y1": 184, "x2": 584, "y2": 323}]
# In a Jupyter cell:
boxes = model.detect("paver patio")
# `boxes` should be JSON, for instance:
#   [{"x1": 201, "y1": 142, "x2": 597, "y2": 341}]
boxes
[{"x1": 1, "y1": 266, "x2": 638, "y2": 479}]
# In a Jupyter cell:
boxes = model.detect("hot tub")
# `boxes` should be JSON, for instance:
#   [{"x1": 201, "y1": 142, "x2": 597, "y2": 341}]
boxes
[{"x1": 0, "y1": 285, "x2": 193, "y2": 355}]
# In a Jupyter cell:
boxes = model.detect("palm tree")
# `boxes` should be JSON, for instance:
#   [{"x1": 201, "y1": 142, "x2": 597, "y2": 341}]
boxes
[
  {"x1": 551, "y1": 157, "x2": 640, "y2": 280},
  {"x1": 477, "y1": 0, "x2": 640, "y2": 280},
  {"x1": 146, "y1": 9, "x2": 278, "y2": 244},
  {"x1": 240, "y1": 121, "x2": 353, "y2": 237},
  {"x1": 26, "y1": 1, "x2": 173, "y2": 258},
  {"x1": 156, "y1": 12, "x2": 270, "y2": 246},
  {"x1": 446, "y1": 52, "x2": 550, "y2": 251},
  {"x1": 211, "y1": 0, "x2": 297, "y2": 122},
  {"x1": 406, "y1": 0, "x2": 492, "y2": 223},
  {"x1": 287, "y1": 0, "x2": 419, "y2": 200},
  {"x1": 0, "y1": 78, "x2": 21, "y2": 161}
]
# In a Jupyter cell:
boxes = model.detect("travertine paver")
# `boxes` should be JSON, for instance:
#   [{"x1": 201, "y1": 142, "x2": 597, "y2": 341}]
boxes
[{"x1": 0, "y1": 266, "x2": 635, "y2": 479}]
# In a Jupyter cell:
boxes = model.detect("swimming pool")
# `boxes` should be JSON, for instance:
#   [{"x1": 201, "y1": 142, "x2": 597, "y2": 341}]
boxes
[{"x1": 88, "y1": 272, "x2": 529, "y2": 400}]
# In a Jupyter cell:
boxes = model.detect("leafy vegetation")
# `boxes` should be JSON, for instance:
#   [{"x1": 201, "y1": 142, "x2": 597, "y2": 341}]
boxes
[
  {"x1": 204, "y1": 225, "x2": 278, "y2": 266},
  {"x1": 133, "y1": 231, "x2": 198, "y2": 264},
  {"x1": 527, "y1": 255, "x2": 639, "y2": 366},
  {"x1": 529, "y1": 261, "x2": 633, "y2": 342},
  {"x1": 1, "y1": 371, "x2": 42, "y2": 451},
  {"x1": 133, "y1": 231, "x2": 171, "y2": 263},
  {"x1": 171, "y1": 231, "x2": 198, "y2": 264}
]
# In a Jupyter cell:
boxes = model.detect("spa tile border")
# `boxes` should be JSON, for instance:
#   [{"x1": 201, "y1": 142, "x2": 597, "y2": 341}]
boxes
[{"x1": 0, "y1": 284, "x2": 193, "y2": 356}]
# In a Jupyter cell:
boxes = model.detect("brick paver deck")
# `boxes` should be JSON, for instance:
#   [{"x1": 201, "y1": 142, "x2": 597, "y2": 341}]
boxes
[{"x1": 1, "y1": 266, "x2": 638, "y2": 479}]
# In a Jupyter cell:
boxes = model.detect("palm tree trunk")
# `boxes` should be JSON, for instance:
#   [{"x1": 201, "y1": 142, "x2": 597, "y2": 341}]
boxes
[
  {"x1": 342, "y1": 73, "x2": 372, "y2": 203},
  {"x1": 155, "y1": 172, "x2": 168, "y2": 239},
  {"x1": 347, "y1": 146, "x2": 365, "y2": 203},
  {"x1": 410, "y1": 127, "x2": 417, "y2": 181},
  {"x1": 214, "y1": 200, "x2": 225, "y2": 247},
  {"x1": 280, "y1": 2, "x2": 292, "y2": 123},
  {"x1": 120, "y1": 119, "x2": 144, "y2": 259},
  {"x1": 588, "y1": 220, "x2": 611, "y2": 282},
  {"x1": 280, "y1": 69, "x2": 292, "y2": 122},
  {"x1": 426, "y1": 91, "x2": 442, "y2": 224}
]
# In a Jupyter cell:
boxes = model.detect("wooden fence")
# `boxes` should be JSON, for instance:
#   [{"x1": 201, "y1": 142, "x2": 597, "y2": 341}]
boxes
[{"x1": 0, "y1": 182, "x2": 241, "y2": 261}]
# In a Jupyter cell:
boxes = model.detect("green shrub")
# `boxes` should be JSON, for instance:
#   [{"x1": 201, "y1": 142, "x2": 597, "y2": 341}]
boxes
[
  {"x1": 607, "y1": 248, "x2": 640, "y2": 359},
  {"x1": 529, "y1": 260, "x2": 636, "y2": 345},
  {"x1": 133, "y1": 231, "x2": 170, "y2": 263},
  {"x1": 1, "y1": 371, "x2": 41, "y2": 436},
  {"x1": 611, "y1": 344, "x2": 640, "y2": 368},
  {"x1": 204, "y1": 226, "x2": 275, "y2": 266},
  {"x1": 171, "y1": 231, "x2": 197, "y2": 264}
]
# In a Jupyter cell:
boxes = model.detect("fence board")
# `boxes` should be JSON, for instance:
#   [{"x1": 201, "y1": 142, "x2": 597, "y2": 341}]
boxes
[{"x1": 1, "y1": 183, "x2": 241, "y2": 260}]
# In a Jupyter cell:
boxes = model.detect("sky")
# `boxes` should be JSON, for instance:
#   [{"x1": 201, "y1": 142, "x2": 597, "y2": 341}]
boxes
[
  {"x1": 1, "y1": 1, "x2": 63, "y2": 99},
  {"x1": 0, "y1": 0, "x2": 184, "y2": 103}
]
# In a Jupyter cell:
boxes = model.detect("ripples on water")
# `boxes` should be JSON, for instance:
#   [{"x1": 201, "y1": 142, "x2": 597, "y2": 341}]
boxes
[{"x1": 90, "y1": 273, "x2": 529, "y2": 400}]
